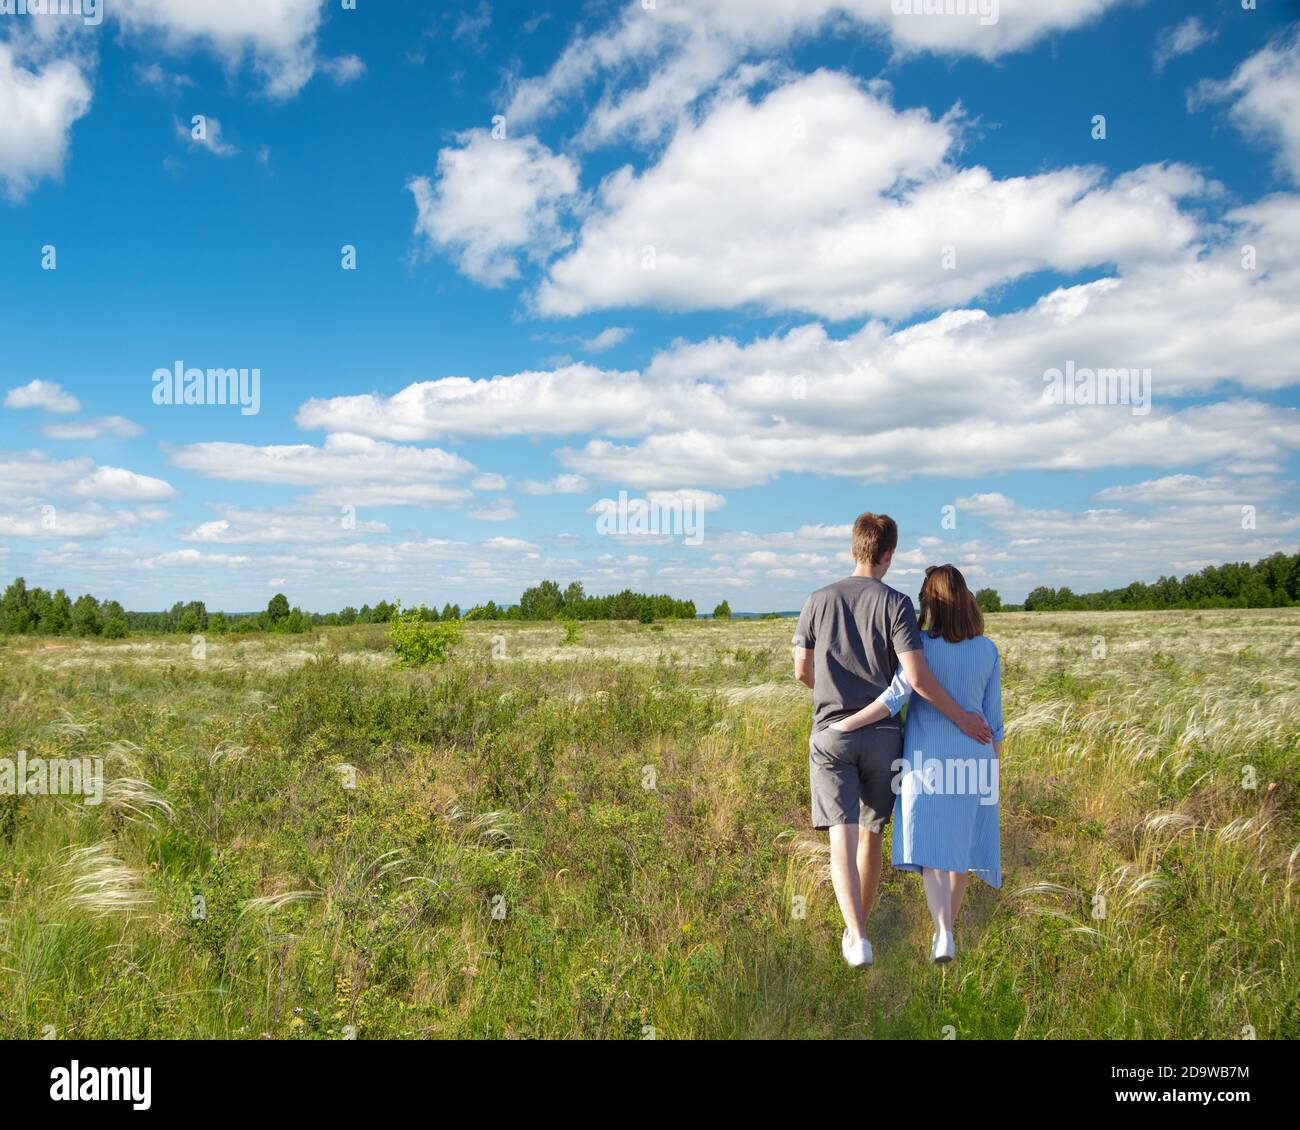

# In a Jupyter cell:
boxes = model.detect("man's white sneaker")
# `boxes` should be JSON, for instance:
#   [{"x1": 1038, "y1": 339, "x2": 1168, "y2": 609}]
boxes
[
  {"x1": 932, "y1": 930, "x2": 955, "y2": 964},
  {"x1": 842, "y1": 929, "x2": 873, "y2": 968}
]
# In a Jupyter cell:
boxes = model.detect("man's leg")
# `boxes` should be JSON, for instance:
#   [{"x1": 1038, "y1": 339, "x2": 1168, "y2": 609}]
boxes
[
  {"x1": 857, "y1": 829, "x2": 883, "y2": 924},
  {"x1": 856, "y1": 725, "x2": 899, "y2": 930},
  {"x1": 828, "y1": 823, "x2": 865, "y2": 944}
]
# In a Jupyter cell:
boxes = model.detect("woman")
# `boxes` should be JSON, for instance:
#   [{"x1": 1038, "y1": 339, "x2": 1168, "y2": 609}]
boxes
[
  {"x1": 894, "y1": 564, "x2": 1003, "y2": 963},
  {"x1": 824, "y1": 564, "x2": 1003, "y2": 964}
]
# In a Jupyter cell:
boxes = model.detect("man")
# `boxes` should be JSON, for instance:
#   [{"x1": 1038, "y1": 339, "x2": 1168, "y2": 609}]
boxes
[{"x1": 792, "y1": 512, "x2": 992, "y2": 967}]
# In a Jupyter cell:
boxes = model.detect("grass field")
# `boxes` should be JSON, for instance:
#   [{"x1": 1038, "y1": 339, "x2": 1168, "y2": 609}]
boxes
[{"x1": 1, "y1": 609, "x2": 1297, "y2": 1039}]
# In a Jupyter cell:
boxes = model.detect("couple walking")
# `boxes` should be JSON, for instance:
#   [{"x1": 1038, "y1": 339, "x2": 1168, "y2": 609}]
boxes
[{"x1": 792, "y1": 512, "x2": 1004, "y2": 966}]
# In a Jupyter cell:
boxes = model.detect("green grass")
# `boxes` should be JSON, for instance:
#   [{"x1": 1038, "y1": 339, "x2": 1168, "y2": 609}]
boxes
[{"x1": 0, "y1": 609, "x2": 1296, "y2": 1038}]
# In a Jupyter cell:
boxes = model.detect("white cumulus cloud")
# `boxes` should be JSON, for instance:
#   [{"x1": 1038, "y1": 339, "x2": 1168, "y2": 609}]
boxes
[
  {"x1": 534, "y1": 71, "x2": 1207, "y2": 321},
  {"x1": 71, "y1": 466, "x2": 177, "y2": 502},
  {"x1": 409, "y1": 130, "x2": 580, "y2": 286},
  {"x1": 1194, "y1": 29, "x2": 1300, "y2": 185},
  {"x1": 1154, "y1": 16, "x2": 1216, "y2": 73},
  {"x1": 506, "y1": 0, "x2": 1125, "y2": 146},
  {"x1": 113, "y1": 0, "x2": 329, "y2": 99},
  {"x1": 5, "y1": 379, "x2": 81, "y2": 413},
  {"x1": 41, "y1": 416, "x2": 143, "y2": 440},
  {"x1": 0, "y1": 41, "x2": 92, "y2": 201}
]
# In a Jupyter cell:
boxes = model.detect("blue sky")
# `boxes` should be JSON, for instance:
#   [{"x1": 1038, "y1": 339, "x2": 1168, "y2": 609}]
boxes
[{"x1": 1, "y1": 0, "x2": 1298, "y2": 612}]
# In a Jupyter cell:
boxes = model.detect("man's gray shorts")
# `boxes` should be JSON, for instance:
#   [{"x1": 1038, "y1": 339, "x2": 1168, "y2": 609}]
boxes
[{"x1": 808, "y1": 723, "x2": 902, "y2": 832}]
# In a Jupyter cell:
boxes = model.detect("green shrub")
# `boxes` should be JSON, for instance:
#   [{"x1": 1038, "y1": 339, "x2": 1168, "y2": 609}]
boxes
[{"x1": 389, "y1": 608, "x2": 462, "y2": 666}]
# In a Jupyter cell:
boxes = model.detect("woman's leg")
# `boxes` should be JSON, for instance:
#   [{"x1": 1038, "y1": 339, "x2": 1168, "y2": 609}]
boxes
[
  {"x1": 829, "y1": 823, "x2": 865, "y2": 943},
  {"x1": 922, "y1": 867, "x2": 953, "y2": 934},
  {"x1": 949, "y1": 871, "x2": 969, "y2": 925}
]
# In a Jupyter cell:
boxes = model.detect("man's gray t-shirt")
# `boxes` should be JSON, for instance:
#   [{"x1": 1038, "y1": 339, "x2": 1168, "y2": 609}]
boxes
[{"x1": 793, "y1": 576, "x2": 922, "y2": 732}]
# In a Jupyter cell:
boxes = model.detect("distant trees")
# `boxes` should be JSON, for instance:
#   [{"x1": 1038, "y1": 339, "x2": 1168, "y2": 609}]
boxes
[
  {"x1": 266, "y1": 593, "x2": 290, "y2": 625},
  {"x1": 1022, "y1": 587, "x2": 1052, "y2": 611},
  {"x1": 0, "y1": 574, "x2": 699, "y2": 637},
  {"x1": 0, "y1": 580, "x2": 318, "y2": 637},
  {"x1": 44, "y1": 554, "x2": 1299, "y2": 638},
  {"x1": 975, "y1": 588, "x2": 1002, "y2": 613},
  {"x1": 462, "y1": 601, "x2": 503, "y2": 622},
  {"x1": 1, "y1": 579, "x2": 80, "y2": 635},
  {"x1": 45, "y1": 590, "x2": 72, "y2": 635},
  {"x1": 519, "y1": 579, "x2": 564, "y2": 620},
  {"x1": 1, "y1": 577, "x2": 33, "y2": 633},
  {"x1": 464, "y1": 581, "x2": 695, "y2": 623},
  {"x1": 71, "y1": 594, "x2": 103, "y2": 636},
  {"x1": 1018, "y1": 552, "x2": 1299, "y2": 611}
]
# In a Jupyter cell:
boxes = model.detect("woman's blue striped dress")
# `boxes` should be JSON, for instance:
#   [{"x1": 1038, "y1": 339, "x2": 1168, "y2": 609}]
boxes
[{"x1": 892, "y1": 634, "x2": 1004, "y2": 888}]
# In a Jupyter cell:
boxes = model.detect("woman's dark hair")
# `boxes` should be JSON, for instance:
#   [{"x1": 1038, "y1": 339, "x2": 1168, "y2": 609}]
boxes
[{"x1": 918, "y1": 564, "x2": 984, "y2": 643}]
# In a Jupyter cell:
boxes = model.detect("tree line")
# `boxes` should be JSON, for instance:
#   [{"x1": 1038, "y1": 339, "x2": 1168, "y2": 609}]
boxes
[
  {"x1": 462, "y1": 580, "x2": 695, "y2": 623},
  {"x1": 3, "y1": 553, "x2": 1293, "y2": 637},
  {"x1": 1012, "y1": 552, "x2": 1299, "y2": 612},
  {"x1": 0, "y1": 576, "x2": 691, "y2": 637},
  {"x1": 0, "y1": 579, "x2": 457, "y2": 638}
]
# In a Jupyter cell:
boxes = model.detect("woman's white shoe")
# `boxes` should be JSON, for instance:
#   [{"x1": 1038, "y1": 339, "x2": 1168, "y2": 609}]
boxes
[
  {"x1": 842, "y1": 929, "x2": 873, "y2": 968},
  {"x1": 932, "y1": 929, "x2": 955, "y2": 964}
]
